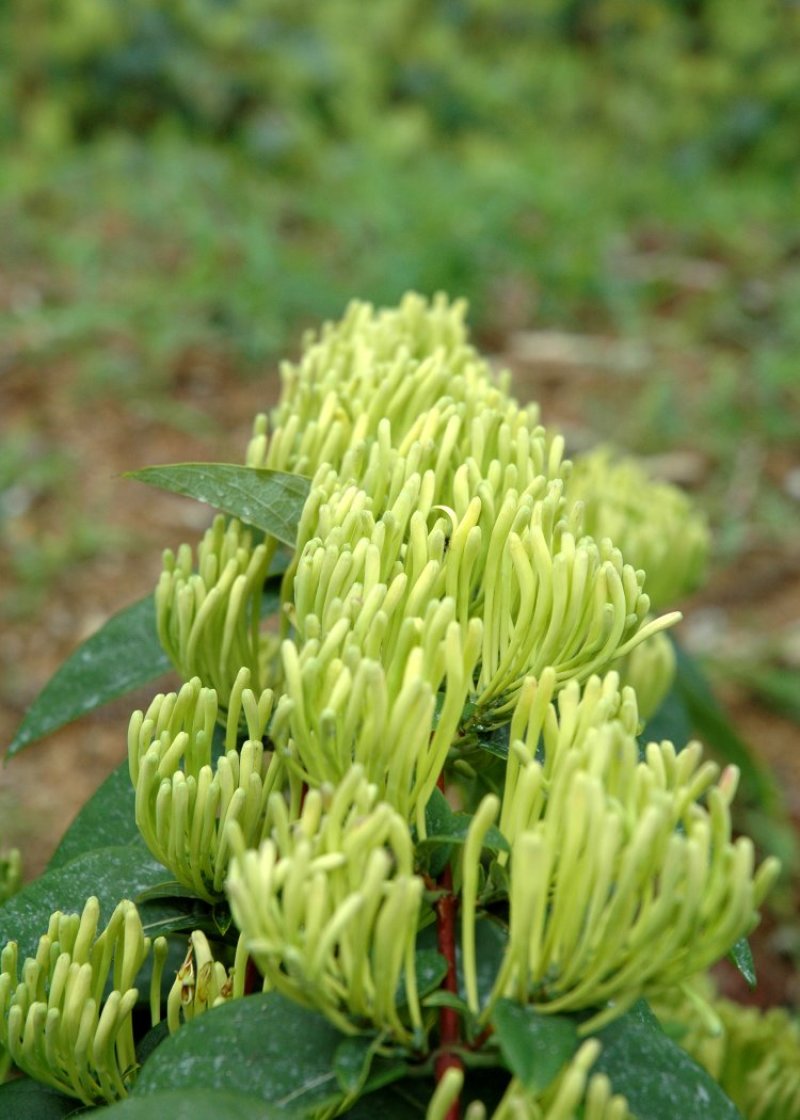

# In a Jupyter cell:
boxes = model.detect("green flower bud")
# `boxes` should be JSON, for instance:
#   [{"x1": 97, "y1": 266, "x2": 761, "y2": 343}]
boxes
[
  {"x1": 129, "y1": 675, "x2": 295, "y2": 901},
  {"x1": 0, "y1": 899, "x2": 160, "y2": 1104},
  {"x1": 474, "y1": 674, "x2": 780, "y2": 1027},
  {"x1": 156, "y1": 515, "x2": 277, "y2": 708},
  {"x1": 653, "y1": 974, "x2": 800, "y2": 1120},
  {"x1": 226, "y1": 766, "x2": 424, "y2": 1044},
  {"x1": 614, "y1": 629, "x2": 676, "y2": 722},
  {"x1": 566, "y1": 447, "x2": 709, "y2": 609}
]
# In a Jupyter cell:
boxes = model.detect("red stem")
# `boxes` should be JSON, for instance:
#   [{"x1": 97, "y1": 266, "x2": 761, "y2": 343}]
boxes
[{"x1": 434, "y1": 774, "x2": 462, "y2": 1120}]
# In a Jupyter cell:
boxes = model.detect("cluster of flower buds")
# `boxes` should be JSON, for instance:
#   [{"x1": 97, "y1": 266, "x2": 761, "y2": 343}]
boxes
[
  {"x1": 0, "y1": 899, "x2": 165, "y2": 1104},
  {"x1": 653, "y1": 975, "x2": 800, "y2": 1120},
  {"x1": 128, "y1": 672, "x2": 297, "y2": 900},
  {"x1": 156, "y1": 515, "x2": 277, "y2": 708},
  {"x1": 270, "y1": 606, "x2": 481, "y2": 828},
  {"x1": 226, "y1": 766, "x2": 425, "y2": 1044},
  {"x1": 0, "y1": 848, "x2": 21, "y2": 906},
  {"x1": 246, "y1": 294, "x2": 524, "y2": 479},
  {"x1": 429, "y1": 1041, "x2": 630, "y2": 1120},
  {"x1": 459, "y1": 673, "x2": 780, "y2": 1029},
  {"x1": 290, "y1": 459, "x2": 678, "y2": 728},
  {"x1": 566, "y1": 447, "x2": 709, "y2": 609},
  {"x1": 164, "y1": 929, "x2": 255, "y2": 1033}
]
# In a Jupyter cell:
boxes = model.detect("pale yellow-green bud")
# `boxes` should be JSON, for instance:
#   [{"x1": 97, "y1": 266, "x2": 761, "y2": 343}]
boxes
[
  {"x1": 615, "y1": 629, "x2": 677, "y2": 721},
  {"x1": 128, "y1": 674, "x2": 297, "y2": 901},
  {"x1": 433, "y1": 1039, "x2": 632, "y2": 1120},
  {"x1": 226, "y1": 767, "x2": 424, "y2": 1044},
  {"x1": 653, "y1": 974, "x2": 800, "y2": 1120},
  {"x1": 246, "y1": 294, "x2": 518, "y2": 478},
  {"x1": 475, "y1": 678, "x2": 780, "y2": 1026},
  {"x1": 566, "y1": 447, "x2": 709, "y2": 609},
  {"x1": 0, "y1": 899, "x2": 161, "y2": 1105},
  {"x1": 270, "y1": 609, "x2": 481, "y2": 828},
  {"x1": 0, "y1": 849, "x2": 21, "y2": 906},
  {"x1": 164, "y1": 930, "x2": 252, "y2": 1034},
  {"x1": 156, "y1": 515, "x2": 277, "y2": 708}
]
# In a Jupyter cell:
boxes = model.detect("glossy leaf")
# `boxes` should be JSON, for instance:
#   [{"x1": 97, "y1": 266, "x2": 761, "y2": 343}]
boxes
[
  {"x1": 95, "y1": 1089, "x2": 284, "y2": 1119},
  {"x1": 0, "y1": 844, "x2": 182, "y2": 957},
  {"x1": 333, "y1": 1036, "x2": 407, "y2": 1098},
  {"x1": 48, "y1": 761, "x2": 137, "y2": 870},
  {"x1": 124, "y1": 463, "x2": 310, "y2": 548},
  {"x1": 7, "y1": 595, "x2": 172, "y2": 758},
  {"x1": 0, "y1": 1078, "x2": 83, "y2": 1119},
  {"x1": 419, "y1": 789, "x2": 509, "y2": 875},
  {"x1": 728, "y1": 936, "x2": 756, "y2": 988},
  {"x1": 132, "y1": 991, "x2": 346, "y2": 1115},
  {"x1": 491, "y1": 1000, "x2": 580, "y2": 1093},
  {"x1": 593, "y1": 1000, "x2": 741, "y2": 1119}
]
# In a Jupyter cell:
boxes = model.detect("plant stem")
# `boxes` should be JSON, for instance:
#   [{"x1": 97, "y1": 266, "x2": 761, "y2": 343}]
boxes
[{"x1": 435, "y1": 774, "x2": 462, "y2": 1120}]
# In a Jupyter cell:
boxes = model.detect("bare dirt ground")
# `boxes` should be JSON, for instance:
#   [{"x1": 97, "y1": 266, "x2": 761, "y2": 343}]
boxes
[{"x1": 1, "y1": 342, "x2": 798, "y2": 1009}]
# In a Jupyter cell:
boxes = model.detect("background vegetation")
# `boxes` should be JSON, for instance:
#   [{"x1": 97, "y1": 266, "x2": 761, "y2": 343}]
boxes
[{"x1": 1, "y1": 0, "x2": 799, "y2": 1006}]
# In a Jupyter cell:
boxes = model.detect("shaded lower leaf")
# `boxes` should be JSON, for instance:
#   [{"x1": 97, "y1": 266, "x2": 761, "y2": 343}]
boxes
[
  {"x1": 0, "y1": 1077, "x2": 85, "y2": 1118},
  {"x1": 333, "y1": 1036, "x2": 407, "y2": 1098},
  {"x1": 491, "y1": 1000, "x2": 580, "y2": 1093},
  {"x1": 95, "y1": 1088, "x2": 285, "y2": 1119},
  {"x1": 0, "y1": 844, "x2": 179, "y2": 957},
  {"x1": 593, "y1": 999, "x2": 741, "y2": 1119},
  {"x1": 341, "y1": 1077, "x2": 433, "y2": 1118},
  {"x1": 7, "y1": 595, "x2": 172, "y2": 758},
  {"x1": 132, "y1": 991, "x2": 346, "y2": 1115},
  {"x1": 49, "y1": 762, "x2": 138, "y2": 870},
  {"x1": 419, "y1": 789, "x2": 509, "y2": 876}
]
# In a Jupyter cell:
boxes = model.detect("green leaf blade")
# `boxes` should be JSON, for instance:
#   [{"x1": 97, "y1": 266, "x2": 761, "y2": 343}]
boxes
[
  {"x1": 132, "y1": 991, "x2": 347, "y2": 1115},
  {"x1": 7, "y1": 595, "x2": 172, "y2": 757},
  {"x1": 48, "y1": 761, "x2": 138, "y2": 870},
  {"x1": 491, "y1": 1000, "x2": 580, "y2": 1093},
  {"x1": 124, "y1": 463, "x2": 310, "y2": 548},
  {"x1": 593, "y1": 999, "x2": 742, "y2": 1119},
  {"x1": 0, "y1": 845, "x2": 183, "y2": 958},
  {"x1": 728, "y1": 936, "x2": 757, "y2": 988},
  {"x1": 95, "y1": 1088, "x2": 286, "y2": 1119}
]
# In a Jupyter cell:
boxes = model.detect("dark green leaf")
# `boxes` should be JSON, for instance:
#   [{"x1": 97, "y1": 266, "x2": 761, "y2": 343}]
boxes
[
  {"x1": 132, "y1": 991, "x2": 346, "y2": 1114},
  {"x1": 124, "y1": 464, "x2": 310, "y2": 548},
  {"x1": 673, "y1": 641, "x2": 779, "y2": 812},
  {"x1": 395, "y1": 948, "x2": 448, "y2": 1010},
  {"x1": 593, "y1": 999, "x2": 741, "y2": 1119},
  {"x1": 135, "y1": 881, "x2": 205, "y2": 903},
  {"x1": 728, "y1": 936, "x2": 756, "y2": 988},
  {"x1": 639, "y1": 685, "x2": 693, "y2": 752},
  {"x1": 420, "y1": 789, "x2": 509, "y2": 867},
  {"x1": 456, "y1": 918, "x2": 508, "y2": 1010},
  {"x1": 0, "y1": 844, "x2": 182, "y2": 957},
  {"x1": 7, "y1": 596, "x2": 172, "y2": 757},
  {"x1": 49, "y1": 761, "x2": 138, "y2": 870},
  {"x1": 0, "y1": 1077, "x2": 85, "y2": 1118},
  {"x1": 95, "y1": 1089, "x2": 285, "y2": 1119},
  {"x1": 474, "y1": 723, "x2": 511, "y2": 760},
  {"x1": 341, "y1": 1078, "x2": 432, "y2": 1119},
  {"x1": 332, "y1": 1036, "x2": 407, "y2": 1100},
  {"x1": 491, "y1": 1000, "x2": 580, "y2": 1093}
]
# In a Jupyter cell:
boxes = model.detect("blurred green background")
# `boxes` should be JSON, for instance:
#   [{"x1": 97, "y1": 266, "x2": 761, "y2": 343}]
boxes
[{"x1": 1, "y1": 2, "x2": 799, "y2": 973}]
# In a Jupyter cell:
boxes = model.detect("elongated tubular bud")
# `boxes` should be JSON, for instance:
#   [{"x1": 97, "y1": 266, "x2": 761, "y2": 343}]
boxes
[
  {"x1": 0, "y1": 901, "x2": 157, "y2": 1105},
  {"x1": 129, "y1": 677, "x2": 284, "y2": 900},
  {"x1": 462, "y1": 795, "x2": 501, "y2": 1014},
  {"x1": 226, "y1": 768, "x2": 424, "y2": 1044},
  {"x1": 483, "y1": 680, "x2": 780, "y2": 1027}
]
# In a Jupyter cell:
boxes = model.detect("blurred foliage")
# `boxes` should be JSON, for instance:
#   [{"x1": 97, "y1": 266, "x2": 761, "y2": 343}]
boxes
[{"x1": 1, "y1": 0, "x2": 799, "y2": 550}]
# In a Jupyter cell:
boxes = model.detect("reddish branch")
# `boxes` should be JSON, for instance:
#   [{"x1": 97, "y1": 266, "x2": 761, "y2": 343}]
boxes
[{"x1": 434, "y1": 773, "x2": 463, "y2": 1120}]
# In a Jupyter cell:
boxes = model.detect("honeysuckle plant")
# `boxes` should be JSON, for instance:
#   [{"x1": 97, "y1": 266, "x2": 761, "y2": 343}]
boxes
[{"x1": 0, "y1": 294, "x2": 792, "y2": 1119}]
